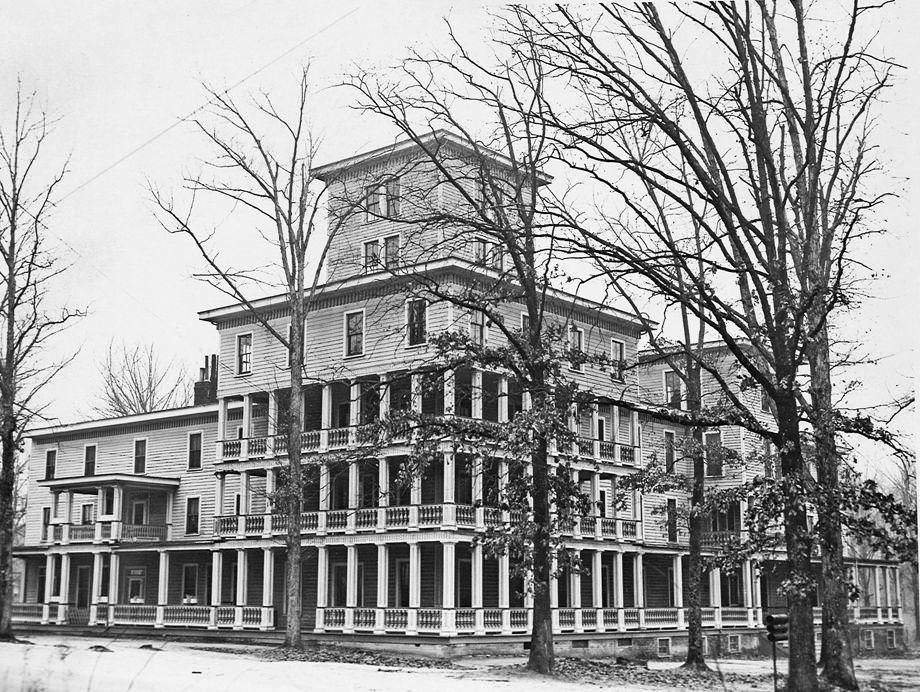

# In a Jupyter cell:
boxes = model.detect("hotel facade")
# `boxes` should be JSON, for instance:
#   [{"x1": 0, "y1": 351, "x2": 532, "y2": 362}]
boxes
[{"x1": 12, "y1": 134, "x2": 903, "y2": 657}]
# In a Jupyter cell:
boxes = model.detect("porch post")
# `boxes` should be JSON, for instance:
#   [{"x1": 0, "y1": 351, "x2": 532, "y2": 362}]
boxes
[
  {"x1": 442, "y1": 369, "x2": 455, "y2": 415},
  {"x1": 378, "y1": 374, "x2": 390, "y2": 420},
  {"x1": 267, "y1": 389, "x2": 278, "y2": 455},
  {"x1": 471, "y1": 369, "x2": 483, "y2": 419},
  {"x1": 875, "y1": 565, "x2": 884, "y2": 621},
  {"x1": 472, "y1": 540, "x2": 484, "y2": 634},
  {"x1": 155, "y1": 549, "x2": 169, "y2": 627},
  {"x1": 214, "y1": 473, "x2": 225, "y2": 522},
  {"x1": 499, "y1": 549, "x2": 510, "y2": 633},
  {"x1": 377, "y1": 457, "x2": 388, "y2": 532},
  {"x1": 674, "y1": 554, "x2": 685, "y2": 628},
  {"x1": 347, "y1": 461, "x2": 359, "y2": 532},
  {"x1": 263, "y1": 469, "x2": 275, "y2": 536},
  {"x1": 374, "y1": 543, "x2": 387, "y2": 634},
  {"x1": 62, "y1": 491, "x2": 73, "y2": 544},
  {"x1": 593, "y1": 549, "x2": 604, "y2": 632},
  {"x1": 752, "y1": 562, "x2": 763, "y2": 625},
  {"x1": 634, "y1": 552, "x2": 645, "y2": 629},
  {"x1": 315, "y1": 544, "x2": 327, "y2": 631},
  {"x1": 472, "y1": 455, "x2": 484, "y2": 530},
  {"x1": 107, "y1": 553, "x2": 120, "y2": 625},
  {"x1": 442, "y1": 452, "x2": 456, "y2": 527},
  {"x1": 410, "y1": 373, "x2": 423, "y2": 414},
  {"x1": 742, "y1": 558, "x2": 754, "y2": 626},
  {"x1": 41, "y1": 553, "x2": 54, "y2": 623},
  {"x1": 90, "y1": 551, "x2": 104, "y2": 625},
  {"x1": 571, "y1": 552, "x2": 583, "y2": 631},
  {"x1": 241, "y1": 393, "x2": 252, "y2": 459},
  {"x1": 95, "y1": 488, "x2": 105, "y2": 541},
  {"x1": 498, "y1": 375, "x2": 509, "y2": 423},
  {"x1": 408, "y1": 540, "x2": 420, "y2": 633},
  {"x1": 234, "y1": 548, "x2": 247, "y2": 629},
  {"x1": 442, "y1": 541, "x2": 456, "y2": 635},
  {"x1": 345, "y1": 544, "x2": 358, "y2": 632},
  {"x1": 209, "y1": 550, "x2": 222, "y2": 629},
  {"x1": 614, "y1": 550, "x2": 625, "y2": 631},
  {"x1": 591, "y1": 472, "x2": 602, "y2": 539},
  {"x1": 549, "y1": 551, "x2": 559, "y2": 632},
  {"x1": 320, "y1": 383, "x2": 332, "y2": 449},
  {"x1": 57, "y1": 553, "x2": 71, "y2": 624},
  {"x1": 710, "y1": 566, "x2": 723, "y2": 627},
  {"x1": 318, "y1": 463, "x2": 330, "y2": 534},
  {"x1": 349, "y1": 380, "x2": 361, "y2": 444},
  {"x1": 260, "y1": 547, "x2": 274, "y2": 630}
]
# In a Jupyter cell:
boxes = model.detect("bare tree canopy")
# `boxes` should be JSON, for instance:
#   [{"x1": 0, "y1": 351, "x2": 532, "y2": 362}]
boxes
[
  {"x1": 0, "y1": 83, "x2": 81, "y2": 639},
  {"x1": 94, "y1": 340, "x2": 191, "y2": 417}
]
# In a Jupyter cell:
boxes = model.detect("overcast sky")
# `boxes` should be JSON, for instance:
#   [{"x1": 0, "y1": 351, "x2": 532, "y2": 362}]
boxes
[{"x1": 0, "y1": 1, "x2": 916, "y2": 464}]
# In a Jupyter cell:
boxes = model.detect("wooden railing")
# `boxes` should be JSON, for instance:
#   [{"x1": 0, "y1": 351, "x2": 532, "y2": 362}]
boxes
[
  {"x1": 121, "y1": 523, "x2": 167, "y2": 542},
  {"x1": 69, "y1": 524, "x2": 95, "y2": 542},
  {"x1": 12, "y1": 603, "x2": 43, "y2": 621}
]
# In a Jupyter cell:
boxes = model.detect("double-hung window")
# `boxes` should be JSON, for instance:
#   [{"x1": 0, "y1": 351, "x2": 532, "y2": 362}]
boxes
[
  {"x1": 470, "y1": 312, "x2": 486, "y2": 346},
  {"x1": 44, "y1": 450, "x2": 56, "y2": 480},
  {"x1": 364, "y1": 240, "x2": 380, "y2": 270},
  {"x1": 664, "y1": 431, "x2": 676, "y2": 473},
  {"x1": 407, "y1": 300, "x2": 427, "y2": 346},
  {"x1": 237, "y1": 333, "x2": 252, "y2": 374},
  {"x1": 188, "y1": 432, "x2": 202, "y2": 470},
  {"x1": 704, "y1": 431, "x2": 723, "y2": 476},
  {"x1": 185, "y1": 497, "x2": 200, "y2": 535},
  {"x1": 385, "y1": 178, "x2": 400, "y2": 217},
  {"x1": 133, "y1": 439, "x2": 146, "y2": 474},
  {"x1": 611, "y1": 339, "x2": 625, "y2": 381},
  {"x1": 345, "y1": 311, "x2": 364, "y2": 357},
  {"x1": 365, "y1": 184, "x2": 381, "y2": 219},
  {"x1": 664, "y1": 370, "x2": 682, "y2": 408},
  {"x1": 569, "y1": 326, "x2": 584, "y2": 371},
  {"x1": 182, "y1": 564, "x2": 199, "y2": 603},
  {"x1": 83, "y1": 445, "x2": 96, "y2": 476},
  {"x1": 383, "y1": 235, "x2": 400, "y2": 268}
]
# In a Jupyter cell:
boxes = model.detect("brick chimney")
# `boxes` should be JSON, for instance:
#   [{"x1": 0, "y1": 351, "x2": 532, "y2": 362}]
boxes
[{"x1": 193, "y1": 354, "x2": 218, "y2": 405}]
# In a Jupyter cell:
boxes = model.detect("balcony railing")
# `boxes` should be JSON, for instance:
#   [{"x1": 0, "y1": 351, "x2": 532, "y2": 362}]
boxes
[
  {"x1": 12, "y1": 603, "x2": 43, "y2": 622},
  {"x1": 113, "y1": 604, "x2": 157, "y2": 625},
  {"x1": 212, "y1": 504, "x2": 641, "y2": 540},
  {"x1": 121, "y1": 523, "x2": 167, "y2": 542},
  {"x1": 69, "y1": 524, "x2": 95, "y2": 542},
  {"x1": 702, "y1": 530, "x2": 741, "y2": 548}
]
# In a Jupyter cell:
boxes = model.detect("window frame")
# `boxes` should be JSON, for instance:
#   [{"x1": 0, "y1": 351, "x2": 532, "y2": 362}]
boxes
[
  {"x1": 383, "y1": 234, "x2": 400, "y2": 269},
  {"x1": 364, "y1": 183, "x2": 381, "y2": 220},
  {"x1": 83, "y1": 444, "x2": 97, "y2": 477},
  {"x1": 343, "y1": 309, "x2": 365, "y2": 358},
  {"x1": 470, "y1": 310, "x2": 487, "y2": 346},
  {"x1": 663, "y1": 430, "x2": 677, "y2": 473},
  {"x1": 130, "y1": 498, "x2": 149, "y2": 526},
  {"x1": 610, "y1": 338, "x2": 626, "y2": 381},
  {"x1": 663, "y1": 369, "x2": 683, "y2": 409},
  {"x1": 363, "y1": 239, "x2": 381, "y2": 270},
  {"x1": 80, "y1": 503, "x2": 94, "y2": 525},
  {"x1": 384, "y1": 177, "x2": 400, "y2": 218},
  {"x1": 187, "y1": 430, "x2": 203, "y2": 470},
  {"x1": 406, "y1": 298, "x2": 427, "y2": 347},
  {"x1": 185, "y1": 496, "x2": 201, "y2": 535},
  {"x1": 235, "y1": 332, "x2": 253, "y2": 375},
  {"x1": 133, "y1": 437, "x2": 148, "y2": 475},
  {"x1": 568, "y1": 325, "x2": 584, "y2": 372},
  {"x1": 44, "y1": 448, "x2": 57, "y2": 481},
  {"x1": 656, "y1": 637, "x2": 672, "y2": 657},
  {"x1": 704, "y1": 430, "x2": 723, "y2": 477}
]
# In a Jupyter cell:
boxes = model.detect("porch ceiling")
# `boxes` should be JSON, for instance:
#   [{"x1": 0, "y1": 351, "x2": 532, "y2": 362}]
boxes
[{"x1": 38, "y1": 473, "x2": 181, "y2": 494}]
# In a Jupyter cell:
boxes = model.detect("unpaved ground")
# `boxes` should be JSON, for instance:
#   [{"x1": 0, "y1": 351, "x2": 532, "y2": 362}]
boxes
[{"x1": 1, "y1": 634, "x2": 917, "y2": 691}]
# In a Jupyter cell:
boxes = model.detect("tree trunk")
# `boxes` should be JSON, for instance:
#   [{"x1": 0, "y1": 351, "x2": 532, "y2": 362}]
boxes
[
  {"x1": 683, "y1": 364, "x2": 707, "y2": 669},
  {"x1": 285, "y1": 296, "x2": 305, "y2": 648},
  {"x1": 775, "y1": 397, "x2": 819, "y2": 691},
  {"x1": 527, "y1": 387, "x2": 554, "y2": 673},
  {"x1": 0, "y1": 428, "x2": 14, "y2": 641},
  {"x1": 808, "y1": 322, "x2": 858, "y2": 689}
]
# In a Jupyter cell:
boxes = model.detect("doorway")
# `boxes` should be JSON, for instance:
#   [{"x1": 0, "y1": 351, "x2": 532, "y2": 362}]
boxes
[{"x1": 76, "y1": 565, "x2": 91, "y2": 608}]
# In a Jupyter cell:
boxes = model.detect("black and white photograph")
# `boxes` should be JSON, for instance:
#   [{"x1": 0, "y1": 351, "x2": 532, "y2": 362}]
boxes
[{"x1": 0, "y1": 2, "x2": 917, "y2": 690}]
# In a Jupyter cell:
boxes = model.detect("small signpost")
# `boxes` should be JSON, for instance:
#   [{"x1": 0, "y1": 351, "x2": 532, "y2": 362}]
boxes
[{"x1": 765, "y1": 613, "x2": 789, "y2": 692}]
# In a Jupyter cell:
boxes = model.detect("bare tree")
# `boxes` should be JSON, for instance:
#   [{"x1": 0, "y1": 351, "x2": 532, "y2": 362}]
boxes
[
  {"x1": 151, "y1": 68, "x2": 349, "y2": 648},
  {"x1": 0, "y1": 84, "x2": 81, "y2": 640},
  {"x1": 501, "y1": 2, "x2": 905, "y2": 689},
  {"x1": 94, "y1": 340, "x2": 191, "y2": 416}
]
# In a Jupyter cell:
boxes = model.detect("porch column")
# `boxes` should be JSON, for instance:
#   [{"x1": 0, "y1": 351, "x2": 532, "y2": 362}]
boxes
[
  {"x1": 442, "y1": 541, "x2": 456, "y2": 635},
  {"x1": 442, "y1": 369, "x2": 455, "y2": 415},
  {"x1": 442, "y1": 452, "x2": 456, "y2": 527},
  {"x1": 471, "y1": 369, "x2": 483, "y2": 419},
  {"x1": 240, "y1": 471, "x2": 251, "y2": 515},
  {"x1": 743, "y1": 558, "x2": 754, "y2": 626},
  {"x1": 374, "y1": 544, "x2": 387, "y2": 634},
  {"x1": 498, "y1": 375, "x2": 509, "y2": 422},
  {"x1": 472, "y1": 455, "x2": 484, "y2": 529},
  {"x1": 268, "y1": 389, "x2": 279, "y2": 449},
  {"x1": 710, "y1": 566, "x2": 722, "y2": 627},
  {"x1": 155, "y1": 549, "x2": 169, "y2": 627},
  {"x1": 472, "y1": 541, "x2": 484, "y2": 634},
  {"x1": 112, "y1": 485, "x2": 124, "y2": 539},
  {"x1": 56, "y1": 553, "x2": 71, "y2": 624},
  {"x1": 234, "y1": 548, "x2": 248, "y2": 629},
  {"x1": 410, "y1": 373, "x2": 423, "y2": 414},
  {"x1": 319, "y1": 463, "x2": 330, "y2": 517},
  {"x1": 875, "y1": 565, "x2": 884, "y2": 621},
  {"x1": 570, "y1": 552, "x2": 582, "y2": 630},
  {"x1": 347, "y1": 461, "x2": 359, "y2": 532},
  {"x1": 591, "y1": 471, "x2": 602, "y2": 539},
  {"x1": 63, "y1": 491, "x2": 73, "y2": 543},
  {"x1": 316, "y1": 544, "x2": 327, "y2": 631},
  {"x1": 674, "y1": 554, "x2": 684, "y2": 628},
  {"x1": 214, "y1": 473, "x2": 225, "y2": 519},
  {"x1": 408, "y1": 541, "x2": 420, "y2": 633},
  {"x1": 349, "y1": 379, "x2": 361, "y2": 441},
  {"x1": 241, "y1": 393, "x2": 252, "y2": 458},
  {"x1": 209, "y1": 550, "x2": 222, "y2": 628},
  {"x1": 549, "y1": 551, "x2": 559, "y2": 631},
  {"x1": 264, "y1": 470, "x2": 275, "y2": 536},
  {"x1": 260, "y1": 547, "x2": 274, "y2": 630},
  {"x1": 217, "y1": 397, "x2": 227, "y2": 452},
  {"x1": 320, "y1": 383, "x2": 332, "y2": 448},
  {"x1": 41, "y1": 554, "x2": 54, "y2": 623},
  {"x1": 591, "y1": 406, "x2": 600, "y2": 458},
  {"x1": 107, "y1": 553, "x2": 120, "y2": 625},
  {"x1": 592, "y1": 550, "x2": 604, "y2": 632},
  {"x1": 634, "y1": 552, "x2": 645, "y2": 628},
  {"x1": 90, "y1": 551, "x2": 104, "y2": 625},
  {"x1": 95, "y1": 488, "x2": 105, "y2": 541},
  {"x1": 378, "y1": 374, "x2": 390, "y2": 420},
  {"x1": 377, "y1": 456, "x2": 388, "y2": 532},
  {"x1": 499, "y1": 550, "x2": 510, "y2": 633},
  {"x1": 752, "y1": 563, "x2": 763, "y2": 625},
  {"x1": 344, "y1": 544, "x2": 358, "y2": 632},
  {"x1": 614, "y1": 550, "x2": 625, "y2": 631}
]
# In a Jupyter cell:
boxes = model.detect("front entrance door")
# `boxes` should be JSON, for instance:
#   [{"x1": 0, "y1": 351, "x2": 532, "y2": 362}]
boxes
[{"x1": 76, "y1": 566, "x2": 91, "y2": 608}]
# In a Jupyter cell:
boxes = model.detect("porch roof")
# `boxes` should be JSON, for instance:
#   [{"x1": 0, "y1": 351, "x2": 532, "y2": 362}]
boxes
[{"x1": 38, "y1": 473, "x2": 181, "y2": 493}]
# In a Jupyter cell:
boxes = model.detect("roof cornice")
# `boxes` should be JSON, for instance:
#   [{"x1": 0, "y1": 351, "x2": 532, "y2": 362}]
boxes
[{"x1": 27, "y1": 403, "x2": 218, "y2": 439}]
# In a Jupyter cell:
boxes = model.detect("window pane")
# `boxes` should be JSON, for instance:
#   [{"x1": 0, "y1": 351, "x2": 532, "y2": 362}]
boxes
[
  {"x1": 188, "y1": 433, "x2": 202, "y2": 469},
  {"x1": 346, "y1": 312, "x2": 364, "y2": 356},
  {"x1": 384, "y1": 235, "x2": 399, "y2": 268},
  {"x1": 237, "y1": 334, "x2": 252, "y2": 373},
  {"x1": 385, "y1": 178, "x2": 400, "y2": 217},
  {"x1": 134, "y1": 439, "x2": 146, "y2": 473},
  {"x1": 408, "y1": 300, "x2": 426, "y2": 345},
  {"x1": 364, "y1": 240, "x2": 380, "y2": 269}
]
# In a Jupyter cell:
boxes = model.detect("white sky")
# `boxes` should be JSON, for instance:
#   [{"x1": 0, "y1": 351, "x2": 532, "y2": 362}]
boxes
[{"x1": 0, "y1": 1, "x2": 916, "y2": 463}]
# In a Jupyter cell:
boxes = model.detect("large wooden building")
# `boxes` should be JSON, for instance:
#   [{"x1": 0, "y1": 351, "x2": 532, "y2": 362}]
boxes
[{"x1": 12, "y1": 133, "x2": 903, "y2": 657}]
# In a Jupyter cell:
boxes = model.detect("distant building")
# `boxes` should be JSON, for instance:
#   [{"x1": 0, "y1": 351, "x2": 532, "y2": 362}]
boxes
[{"x1": 12, "y1": 133, "x2": 903, "y2": 656}]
